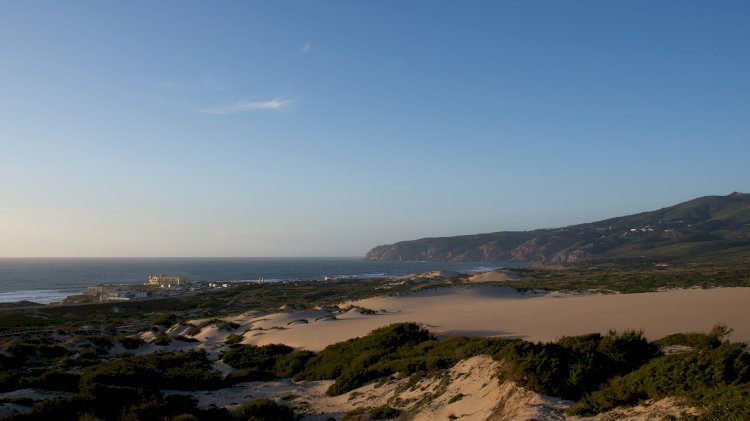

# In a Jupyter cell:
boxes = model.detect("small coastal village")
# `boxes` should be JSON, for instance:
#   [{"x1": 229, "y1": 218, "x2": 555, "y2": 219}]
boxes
[
  {"x1": 78, "y1": 274, "x2": 377, "y2": 304},
  {"x1": 81, "y1": 274, "x2": 238, "y2": 303}
]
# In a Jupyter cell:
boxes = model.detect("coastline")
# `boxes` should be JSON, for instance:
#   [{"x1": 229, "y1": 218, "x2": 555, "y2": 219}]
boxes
[{"x1": 0, "y1": 258, "x2": 504, "y2": 304}]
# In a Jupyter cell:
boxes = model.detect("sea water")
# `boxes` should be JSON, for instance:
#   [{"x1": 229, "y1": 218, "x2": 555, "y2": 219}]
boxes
[{"x1": 0, "y1": 257, "x2": 509, "y2": 304}]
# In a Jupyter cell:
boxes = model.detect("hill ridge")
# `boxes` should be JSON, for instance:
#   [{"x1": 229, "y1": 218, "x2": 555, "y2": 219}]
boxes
[{"x1": 364, "y1": 193, "x2": 750, "y2": 264}]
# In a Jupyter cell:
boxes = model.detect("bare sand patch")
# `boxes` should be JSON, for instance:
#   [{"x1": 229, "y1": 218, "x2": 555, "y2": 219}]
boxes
[
  {"x1": 168, "y1": 356, "x2": 572, "y2": 420},
  {"x1": 241, "y1": 286, "x2": 750, "y2": 351}
]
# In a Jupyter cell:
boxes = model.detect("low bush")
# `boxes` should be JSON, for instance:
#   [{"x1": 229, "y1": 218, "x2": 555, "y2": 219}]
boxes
[
  {"x1": 154, "y1": 333, "x2": 172, "y2": 346},
  {"x1": 295, "y1": 323, "x2": 498, "y2": 396},
  {"x1": 18, "y1": 369, "x2": 80, "y2": 392},
  {"x1": 225, "y1": 333, "x2": 243, "y2": 345},
  {"x1": 569, "y1": 341, "x2": 750, "y2": 415},
  {"x1": 79, "y1": 350, "x2": 222, "y2": 392},
  {"x1": 222, "y1": 344, "x2": 294, "y2": 371},
  {"x1": 153, "y1": 313, "x2": 178, "y2": 328},
  {"x1": 447, "y1": 393, "x2": 464, "y2": 404},
  {"x1": 653, "y1": 324, "x2": 732, "y2": 349},
  {"x1": 231, "y1": 398, "x2": 294, "y2": 421},
  {"x1": 175, "y1": 335, "x2": 200, "y2": 343},
  {"x1": 224, "y1": 369, "x2": 276, "y2": 385},
  {"x1": 370, "y1": 404, "x2": 400, "y2": 419},
  {"x1": 497, "y1": 330, "x2": 658, "y2": 400},
  {"x1": 118, "y1": 336, "x2": 144, "y2": 350}
]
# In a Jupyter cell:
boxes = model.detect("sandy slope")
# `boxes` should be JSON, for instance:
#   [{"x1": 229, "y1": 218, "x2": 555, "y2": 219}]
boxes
[
  {"x1": 236, "y1": 286, "x2": 750, "y2": 351},
  {"x1": 167, "y1": 356, "x2": 572, "y2": 420},
  {"x1": 164, "y1": 355, "x2": 697, "y2": 420}
]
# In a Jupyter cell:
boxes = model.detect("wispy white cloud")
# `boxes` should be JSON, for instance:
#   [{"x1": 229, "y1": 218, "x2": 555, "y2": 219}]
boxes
[
  {"x1": 299, "y1": 42, "x2": 312, "y2": 55},
  {"x1": 200, "y1": 98, "x2": 295, "y2": 115}
]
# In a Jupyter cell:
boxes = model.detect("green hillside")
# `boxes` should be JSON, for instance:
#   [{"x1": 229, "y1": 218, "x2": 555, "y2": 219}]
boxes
[{"x1": 364, "y1": 193, "x2": 750, "y2": 264}]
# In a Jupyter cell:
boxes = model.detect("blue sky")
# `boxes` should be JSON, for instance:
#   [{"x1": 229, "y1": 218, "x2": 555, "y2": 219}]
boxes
[{"x1": 1, "y1": 1, "x2": 748, "y2": 257}]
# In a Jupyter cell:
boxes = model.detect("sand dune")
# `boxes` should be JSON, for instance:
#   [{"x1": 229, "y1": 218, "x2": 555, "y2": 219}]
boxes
[
  {"x1": 137, "y1": 285, "x2": 744, "y2": 420},
  {"x1": 238, "y1": 286, "x2": 750, "y2": 351}
]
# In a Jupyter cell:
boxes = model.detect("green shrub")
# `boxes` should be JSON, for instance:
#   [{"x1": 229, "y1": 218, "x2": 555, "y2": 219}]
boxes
[
  {"x1": 77, "y1": 413, "x2": 106, "y2": 421},
  {"x1": 223, "y1": 344, "x2": 294, "y2": 372},
  {"x1": 88, "y1": 335, "x2": 113, "y2": 348},
  {"x1": 219, "y1": 321, "x2": 240, "y2": 331},
  {"x1": 569, "y1": 342, "x2": 750, "y2": 415},
  {"x1": 29, "y1": 389, "x2": 212, "y2": 421},
  {"x1": 295, "y1": 323, "x2": 434, "y2": 395},
  {"x1": 231, "y1": 398, "x2": 294, "y2": 421},
  {"x1": 19, "y1": 369, "x2": 81, "y2": 392},
  {"x1": 154, "y1": 333, "x2": 172, "y2": 346},
  {"x1": 370, "y1": 405, "x2": 400, "y2": 419},
  {"x1": 175, "y1": 335, "x2": 200, "y2": 343},
  {"x1": 119, "y1": 336, "x2": 144, "y2": 350},
  {"x1": 698, "y1": 383, "x2": 750, "y2": 420},
  {"x1": 447, "y1": 393, "x2": 464, "y2": 404},
  {"x1": 153, "y1": 313, "x2": 178, "y2": 328},
  {"x1": 222, "y1": 344, "x2": 311, "y2": 378},
  {"x1": 224, "y1": 369, "x2": 276, "y2": 385},
  {"x1": 186, "y1": 324, "x2": 202, "y2": 336},
  {"x1": 79, "y1": 351, "x2": 222, "y2": 392},
  {"x1": 274, "y1": 350, "x2": 315, "y2": 378},
  {"x1": 5, "y1": 341, "x2": 70, "y2": 367},
  {"x1": 342, "y1": 407, "x2": 366, "y2": 421},
  {"x1": 498, "y1": 330, "x2": 657, "y2": 400},
  {"x1": 0, "y1": 370, "x2": 22, "y2": 392},
  {"x1": 654, "y1": 324, "x2": 732, "y2": 349}
]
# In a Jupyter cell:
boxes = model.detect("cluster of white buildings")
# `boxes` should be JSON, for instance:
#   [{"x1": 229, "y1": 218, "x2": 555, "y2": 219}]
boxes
[{"x1": 145, "y1": 274, "x2": 191, "y2": 287}]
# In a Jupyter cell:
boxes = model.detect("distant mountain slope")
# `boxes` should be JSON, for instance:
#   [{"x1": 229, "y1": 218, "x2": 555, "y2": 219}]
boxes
[{"x1": 364, "y1": 193, "x2": 750, "y2": 264}]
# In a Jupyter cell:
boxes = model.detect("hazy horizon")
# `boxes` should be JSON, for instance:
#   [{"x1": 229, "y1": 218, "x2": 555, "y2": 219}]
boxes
[{"x1": 2, "y1": 2, "x2": 748, "y2": 258}]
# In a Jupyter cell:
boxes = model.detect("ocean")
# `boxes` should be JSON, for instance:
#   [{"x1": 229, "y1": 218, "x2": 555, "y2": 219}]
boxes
[{"x1": 0, "y1": 257, "x2": 510, "y2": 304}]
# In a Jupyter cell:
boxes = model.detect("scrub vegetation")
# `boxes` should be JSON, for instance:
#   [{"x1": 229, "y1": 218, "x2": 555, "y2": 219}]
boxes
[
  {"x1": 1, "y1": 265, "x2": 750, "y2": 419},
  {"x1": 0, "y1": 322, "x2": 748, "y2": 420}
]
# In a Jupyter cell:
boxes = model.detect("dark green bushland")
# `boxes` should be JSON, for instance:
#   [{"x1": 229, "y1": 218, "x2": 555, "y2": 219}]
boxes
[
  {"x1": 570, "y1": 341, "x2": 750, "y2": 416},
  {"x1": 5, "y1": 390, "x2": 226, "y2": 421},
  {"x1": 221, "y1": 344, "x2": 314, "y2": 381},
  {"x1": 118, "y1": 336, "x2": 144, "y2": 350},
  {"x1": 294, "y1": 323, "x2": 435, "y2": 395},
  {"x1": 230, "y1": 398, "x2": 294, "y2": 421},
  {"x1": 18, "y1": 370, "x2": 80, "y2": 392},
  {"x1": 369, "y1": 404, "x2": 401, "y2": 419},
  {"x1": 653, "y1": 324, "x2": 732, "y2": 349},
  {"x1": 222, "y1": 344, "x2": 294, "y2": 371},
  {"x1": 153, "y1": 313, "x2": 178, "y2": 328},
  {"x1": 1, "y1": 341, "x2": 70, "y2": 369},
  {"x1": 291, "y1": 322, "x2": 657, "y2": 399},
  {"x1": 224, "y1": 368, "x2": 277, "y2": 385},
  {"x1": 79, "y1": 350, "x2": 222, "y2": 392},
  {"x1": 498, "y1": 330, "x2": 658, "y2": 400}
]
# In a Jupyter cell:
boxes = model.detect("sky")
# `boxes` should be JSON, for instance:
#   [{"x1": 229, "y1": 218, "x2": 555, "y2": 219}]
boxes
[{"x1": 1, "y1": 1, "x2": 748, "y2": 257}]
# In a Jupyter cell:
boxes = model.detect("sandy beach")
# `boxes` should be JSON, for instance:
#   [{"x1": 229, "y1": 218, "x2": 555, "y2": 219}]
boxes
[{"x1": 231, "y1": 286, "x2": 750, "y2": 351}]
